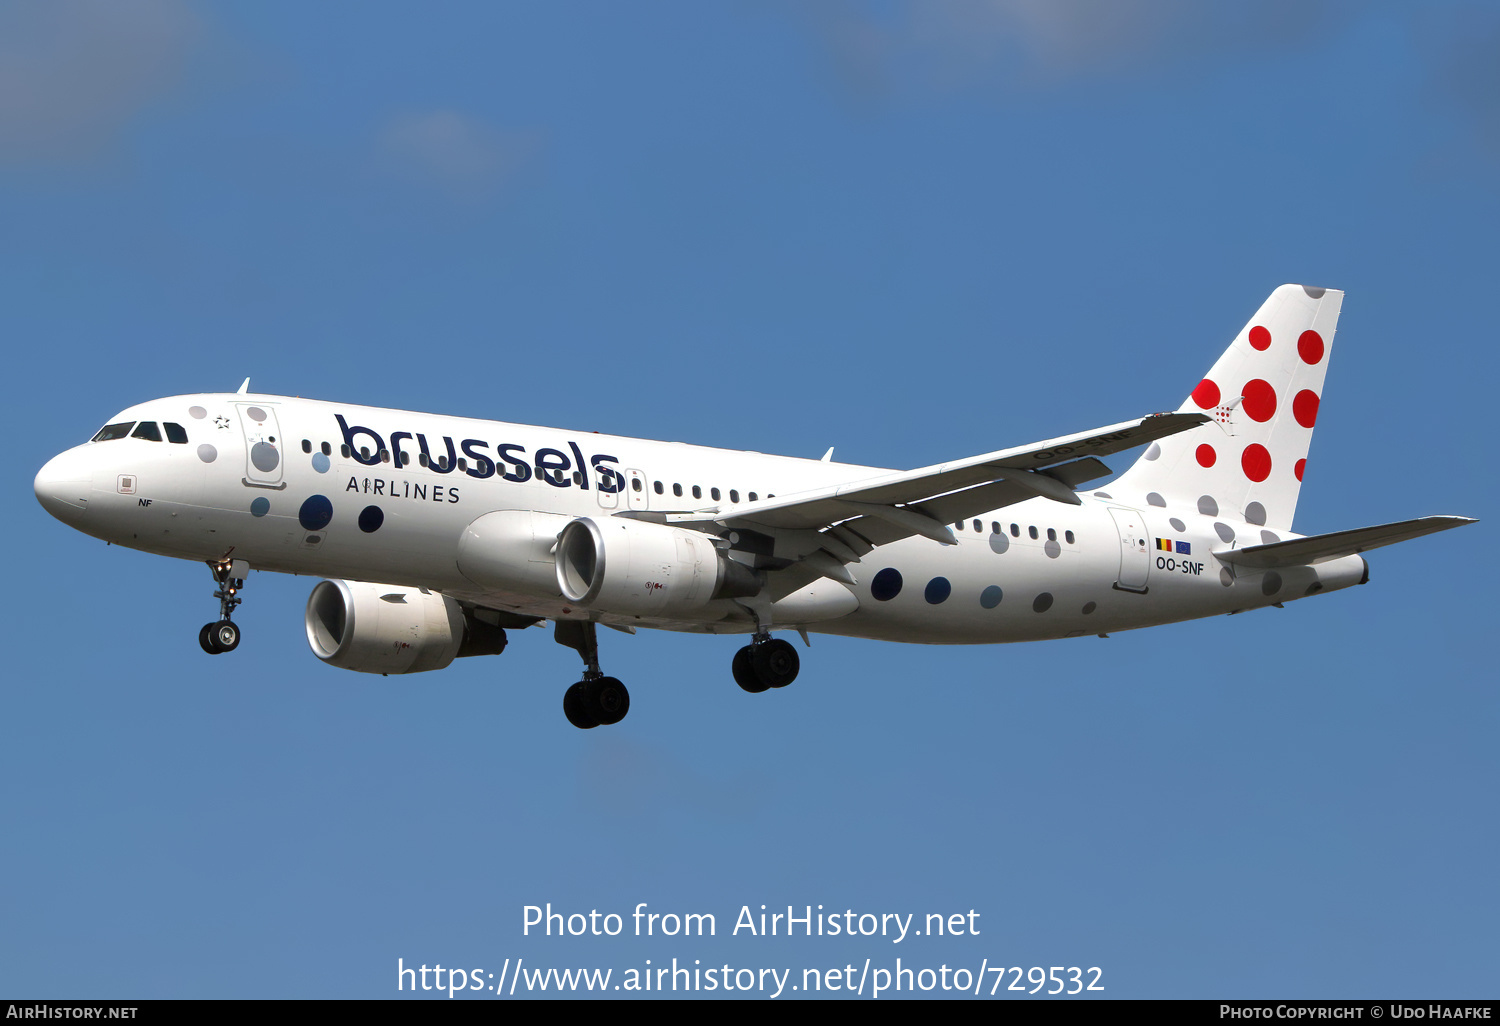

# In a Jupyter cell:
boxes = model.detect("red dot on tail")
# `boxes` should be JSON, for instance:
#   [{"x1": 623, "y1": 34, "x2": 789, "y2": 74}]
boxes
[
  {"x1": 1293, "y1": 389, "x2": 1320, "y2": 428},
  {"x1": 1196, "y1": 444, "x2": 1217, "y2": 468},
  {"x1": 1241, "y1": 378, "x2": 1278, "y2": 422},
  {"x1": 1295, "y1": 458, "x2": 1306, "y2": 482},
  {"x1": 1242, "y1": 443, "x2": 1272, "y2": 482},
  {"x1": 1298, "y1": 330, "x2": 1324, "y2": 365},
  {"x1": 1192, "y1": 378, "x2": 1221, "y2": 409},
  {"x1": 1248, "y1": 326, "x2": 1271, "y2": 351}
]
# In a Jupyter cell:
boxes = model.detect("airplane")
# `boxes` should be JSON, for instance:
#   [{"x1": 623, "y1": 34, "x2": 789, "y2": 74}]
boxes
[{"x1": 33, "y1": 284, "x2": 1474, "y2": 729}]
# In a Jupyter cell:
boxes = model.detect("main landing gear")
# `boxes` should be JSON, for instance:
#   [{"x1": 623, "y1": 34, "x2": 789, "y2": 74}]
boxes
[
  {"x1": 554, "y1": 620, "x2": 630, "y2": 730},
  {"x1": 732, "y1": 633, "x2": 800, "y2": 693},
  {"x1": 199, "y1": 558, "x2": 247, "y2": 655}
]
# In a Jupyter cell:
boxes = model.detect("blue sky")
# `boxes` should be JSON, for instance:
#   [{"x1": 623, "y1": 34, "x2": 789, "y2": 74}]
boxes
[{"x1": 3, "y1": 0, "x2": 1496, "y2": 999}]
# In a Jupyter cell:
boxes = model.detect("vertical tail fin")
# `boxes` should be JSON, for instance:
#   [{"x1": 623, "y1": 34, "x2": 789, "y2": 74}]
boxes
[{"x1": 1108, "y1": 284, "x2": 1341, "y2": 532}]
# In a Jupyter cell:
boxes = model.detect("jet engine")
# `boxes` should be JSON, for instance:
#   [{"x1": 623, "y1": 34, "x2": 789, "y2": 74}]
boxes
[
  {"x1": 555, "y1": 517, "x2": 761, "y2": 618},
  {"x1": 305, "y1": 579, "x2": 507, "y2": 675}
]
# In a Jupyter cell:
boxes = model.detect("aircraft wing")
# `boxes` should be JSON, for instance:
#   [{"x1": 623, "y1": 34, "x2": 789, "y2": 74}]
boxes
[
  {"x1": 1216, "y1": 516, "x2": 1477, "y2": 570},
  {"x1": 652, "y1": 412, "x2": 1208, "y2": 555}
]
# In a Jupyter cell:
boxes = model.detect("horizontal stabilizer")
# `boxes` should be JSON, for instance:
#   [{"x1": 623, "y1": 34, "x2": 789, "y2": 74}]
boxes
[{"x1": 1216, "y1": 516, "x2": 1477, "y2": 569}]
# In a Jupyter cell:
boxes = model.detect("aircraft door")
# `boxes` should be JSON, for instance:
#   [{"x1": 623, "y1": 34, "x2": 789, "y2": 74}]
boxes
[
  {"x1": 595, "y1": 467, "x2": 619, "y2": 510},
  {"x1": 237, "y1": 403, "x2": 286, "y2": 489},
  {"x1": 625, "y1": 469, "x2": 649, "y2": 510},
  {"x1": 1107, "y1": 507, "x2": 1150, "y2": 592}
]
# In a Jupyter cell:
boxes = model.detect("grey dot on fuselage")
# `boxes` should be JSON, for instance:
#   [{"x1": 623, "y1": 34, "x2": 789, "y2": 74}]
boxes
[
  {"x1": 1044, "y1": 539, "x2": 1061, "y2": 558},
  {"x1": 1198, "y1": 495, "x2": 1218, "y2": 516},
  {"x1": 189, "y1": 406, "x2": 206, "y2": 419},
  {"x1": 250, "y1": 443, "x2": 279, "y2": 472},
  {"x1": 1093, "y1": 492, "x2": 1112, "y2": 499},
  {"x1": 1219, "y1": 568, "x2": 1234, "y2": 587},
  {"x1": 1033, "y1": 592, "x2": 1053, "y2": 612},
  {"x1": 1260, "y1": 530, "x2": 1280, "y2": 544},
  {"x1": 1169, "y1": 518, "x2": 1185, "y2": 532},
  {"x1": 1144, "y1": 443, "x2": 1161, "y2": 461},
  {"x1": 1245, "y1": 502, "x2": 1267, "y2": 526},
  {"x1": 1303, "y1": 286, "x2": 1326, "y2": 298},
  {"x1": 246, "y1": 407, "x2": 267, "y2": 422},
  {"x1": 1148, "y1": 492, "x2": 1166, "y2": 507},
  {"x1": 1262, "y1": 571, "x2": 1282, "y2": 596},
  {"x1": 988, "y1": 532, "x2": 1009, "y2": 554},
  {"x1": 197, "y1": 444, "x2": 217, "y2": 463},
  {"x1": 1082, "y1": 601, "x2": 1097, "y2": 614},
  {"x1": 980, "y1": 586, "x2": 1003, "y2": 609},
  {"x1": 1214, "y1": 522, "x2": 1235, "y2": 543}
]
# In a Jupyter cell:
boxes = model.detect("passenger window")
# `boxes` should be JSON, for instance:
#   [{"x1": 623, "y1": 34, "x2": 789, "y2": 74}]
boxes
[
  {"x1": 1065, "y1": 530, "x2": 1075, "y2": 544},
  {"x1": 654, "y1": 481, "x2": 663, "y2": 494},
  {"x1": 164, "y1": 422, "x2": 188, "y2": 444},
  {"x1": 1047, "y1": 528, "x2": 1057, "y2": 541},
  {"x1": 359, "y1": 446, "x2": 370, "y2": 460},
  {"x1": 400, "y1": 452, "x2": 411, "y2": 467},
  {"x1": 748, "y1": 492, "x2": 758, "y2": 502},
  {"x1": 711, "y1": 487, "x2": 721, "y2": 501},
  {"x1": 419, "y1": 453, "x2": 429, "y2": 467},
  {"x1": 632, "y1": 478, "x2": 643, "y2": 492},
  {"x1": 131, "y1": 421, "x2": 162, "y2": 442},
  {"x1": 380, "y1": 449, "x2": 391, "y2": 463},
  {"x1": 458, "y1": 458, "x2": 467, "y2": 471},
  {"x1": 301, "y1": 439, "x2": 312, "y2": 453},
  {"x1": 1010, "y1": 524, "x2": 1020, "y2": 537},
  {"x1": 321, "y1": 441, "x2": 331, "y2": 456},
  {"x1": 692, "y1": 485, "x2": 702, "y2": 499},
  {"x1": 730, "y1": 490, "x2": 739, "y2": 503},
  {"x1": 342, "y1": 444, "x2": 351, "y2": 458},
  {"x1": 973, "y1": 520, "x2": 982, "y2": 533},
  {"x1": 673, "y1": 483, "x2": 683, "y2": 497},
  {"x1": 1028, "y1": 526, "x2": 1038, "y2": 540},
  {"x1": 572, "y1": 471, "x2": 582, "y2": 486},
  {"x1": 991, "y1": 522, "x2": 1000, "y2": 534},
  {"x1": 955, "y1": 521, "x2": 964, "y2": 531},
  {"x1": 92, "y1": 422, "x2": 135, "y2": 442}
]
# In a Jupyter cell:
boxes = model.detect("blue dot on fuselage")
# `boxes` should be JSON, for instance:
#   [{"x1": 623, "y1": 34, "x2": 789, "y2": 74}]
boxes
[
  {"x1": 924, "y1": 577, "x2": 951, "y2": 604},
  {"x1": 358, "y1": 505, "x2": 384, "y2": 533},
  {"x1": 249, "y1": 497, "x2": 270, "y2": 518},
  {"x1": 871, "y1": 568, "x2": 903, "y2": 601},
  {"x1": 311, "y1": 452, "x2": 330, "y2": 473},
  {"x1": 980, "y1": 585, "x2": 1003, "y2": 608},
  {"x1": 298, "y1": 494, "x2": 333, "y2": 531}
]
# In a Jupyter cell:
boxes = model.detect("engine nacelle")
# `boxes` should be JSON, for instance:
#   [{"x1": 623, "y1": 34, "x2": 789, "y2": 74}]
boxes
[
  {"x1": 305, "y1": 579, "x2": 506, "y2": 675},
  {"x1": 555, "y1": 517, "x2": 761, "y2": 618}
]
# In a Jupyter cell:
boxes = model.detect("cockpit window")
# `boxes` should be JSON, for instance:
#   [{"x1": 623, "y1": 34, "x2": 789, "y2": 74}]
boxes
[
  {"x1": 131, "y1": 421, "x2": 163, "y2": 442},
  {"x1": 164, "y1": 422, "x2": 188, "y2": 444},
  {"x1": 92, "y1": 422, "x2": 136, "y2": 442}
]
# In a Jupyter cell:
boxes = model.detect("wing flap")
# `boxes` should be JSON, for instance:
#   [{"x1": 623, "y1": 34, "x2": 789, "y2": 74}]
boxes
[{"x1": 1216, "y1": 516, "x2": 1476, "y2": 569}]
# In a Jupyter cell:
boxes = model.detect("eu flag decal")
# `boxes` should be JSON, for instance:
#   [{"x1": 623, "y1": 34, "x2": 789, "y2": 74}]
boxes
[{"x1": 1175, "y1": 540, "x2": 1192, "y2": 555}]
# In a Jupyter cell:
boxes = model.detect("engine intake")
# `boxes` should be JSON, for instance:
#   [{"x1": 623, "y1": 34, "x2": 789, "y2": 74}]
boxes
[
  {"x1": 305, "y1": 579, "x2": 506, "y2": 675},
  {"x1": 555, "y1": 517, "x2": 760, "y2": 618}
]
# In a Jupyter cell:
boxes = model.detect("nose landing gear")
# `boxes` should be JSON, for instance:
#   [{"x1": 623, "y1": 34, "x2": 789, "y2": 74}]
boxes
[
  {"x1": 199, "y1": 558, "x2": 248, "y2": 655},
  {"x1": 732, "y1": 633, "x2": 800, "y2": 693}
]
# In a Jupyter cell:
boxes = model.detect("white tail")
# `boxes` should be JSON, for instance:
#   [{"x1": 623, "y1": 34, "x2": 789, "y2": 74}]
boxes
[{"x1": 1108, "y1": 284, "x2": 1341, "y2": 532}]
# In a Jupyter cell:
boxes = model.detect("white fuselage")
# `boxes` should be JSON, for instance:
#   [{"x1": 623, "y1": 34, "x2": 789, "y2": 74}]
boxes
[{"x1": 34, "y1": 392, "x2": 1367, "y2": 645}]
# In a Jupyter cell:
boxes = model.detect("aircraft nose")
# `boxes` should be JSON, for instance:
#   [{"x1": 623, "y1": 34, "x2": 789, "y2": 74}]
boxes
[{"x1": 35, "y1": 448, "x2": 93, "y2": 525}]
